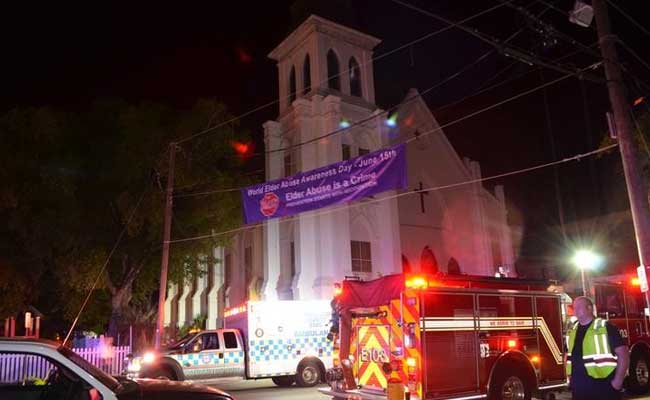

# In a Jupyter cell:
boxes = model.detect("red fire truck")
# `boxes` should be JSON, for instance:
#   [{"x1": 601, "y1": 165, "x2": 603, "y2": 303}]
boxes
[
  {"x1": 320, "y1": 273, "x2": 567, "y2": 400},
  {"x1": 574, "y1": 275, "x2": 650, "y2": 395}
]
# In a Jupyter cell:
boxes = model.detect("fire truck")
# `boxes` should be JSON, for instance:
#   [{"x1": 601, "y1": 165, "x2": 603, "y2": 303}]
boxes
[
  {"x1": 570, "y1": 274, "x2": 650, "y2": 395},
  {"x1": 319, "y1": 273, "x2": 567, "y2": 400}
]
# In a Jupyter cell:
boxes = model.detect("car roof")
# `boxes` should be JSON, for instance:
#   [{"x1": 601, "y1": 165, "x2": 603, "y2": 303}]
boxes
[{"x1": 0, "y1": 337, "x2": 61, "y2": 348}]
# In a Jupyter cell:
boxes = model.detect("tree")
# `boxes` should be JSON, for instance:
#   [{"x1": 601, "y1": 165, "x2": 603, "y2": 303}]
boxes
[
  {"x1": 0, "y1": 106, "x2": 80, "y2": 323},
  {"x1": 0, "y1": 99, "x2": 257, "y2": 338}
]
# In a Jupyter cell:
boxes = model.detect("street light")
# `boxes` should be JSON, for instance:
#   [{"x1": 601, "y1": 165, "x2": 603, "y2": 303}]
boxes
[{"x1": 572, "y1": 250, "x2": 601, "y2": 297}]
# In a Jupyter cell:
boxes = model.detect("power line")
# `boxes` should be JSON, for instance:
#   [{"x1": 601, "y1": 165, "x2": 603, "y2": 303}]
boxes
[
  {"x1": 436, "y1": 43, "x2": 596, "y2": 113},
  {"x1": 535, "y1": 0, "x2": 598, "y2": 32},
  {"x1": 605, "y1": 0, "x2": 650, "y2": 39},
  {"x1": 176, "y1": 15, "x2": 538, "y2": 196},
  {"x1": 169, "y1": 63, "x2": 602, "y2": 240},
  {"x1": 62, "y1": 187, "x2": 149, "y2": 347},
  {"x1": 389, "y1": 0, "x2": 601, "y2": 82},
  {"x1": 173, "y1": 49, "x2": 500, "y2": 198},
  {"x1": 405, "y1": 62, "x2": 600, "y2": 144},
  {"x1": 176, "y1": 60, "x2": 599, "y2": 199},
  {"x1": 175, "y1": 186, "x2": 242, "y2": 198},
  {"x1": 618, "y1": 39, "x2": 650, "y2": 74},
  {"x1": 496, "y1": 0, "x2": 601, "y2": 59},
  {"x1": 173, "y1": 1, "x2": 515, "y2": 146},
  {"x1": 215, "y1": 49, "x2": 601, "y2": 162},
  {"x1": 169, "y1": 143, "x2": 618, "y2": 244}
]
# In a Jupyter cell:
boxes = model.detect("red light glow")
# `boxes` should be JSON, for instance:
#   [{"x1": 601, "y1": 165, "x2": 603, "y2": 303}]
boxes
[
  {"x1": 405, "y1": 276, "x2": 429, "y2": 290},
  {"x1": 631, "y1": 277, "x2": 641, "y2": 286},
  {"x1": 333, "y1": 284, "x2": 343, "y2": 297},
  {"x1": 224, "y1": 303, "x2": 248, "y2": 318},
  {"x1": 507, "y1": 339, "x2": 517, "y2": 348},
  {"x1": 232, "y1": 141, "x2": 251, "y2": 156}
]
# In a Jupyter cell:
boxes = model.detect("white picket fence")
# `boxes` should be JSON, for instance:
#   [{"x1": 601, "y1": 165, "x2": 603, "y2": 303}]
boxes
[{"x1": 0, "y1": 345, "x2": 130, "y2": 383}]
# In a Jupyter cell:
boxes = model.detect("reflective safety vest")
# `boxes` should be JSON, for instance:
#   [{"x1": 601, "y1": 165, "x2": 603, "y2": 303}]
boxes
[{"x1": 565, "y1": 318, "x2": 618, "y2": 379}]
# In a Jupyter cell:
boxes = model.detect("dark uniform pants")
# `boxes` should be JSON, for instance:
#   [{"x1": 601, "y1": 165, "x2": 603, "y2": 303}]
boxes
[{"x1": 571, "y1": 380, "x2": 622, "y2": 400}]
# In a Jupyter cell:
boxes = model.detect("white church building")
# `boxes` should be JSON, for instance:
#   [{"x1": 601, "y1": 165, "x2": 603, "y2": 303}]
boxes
[{"x1": 164, "y1": 16, "x2": 516, "y2": 330}]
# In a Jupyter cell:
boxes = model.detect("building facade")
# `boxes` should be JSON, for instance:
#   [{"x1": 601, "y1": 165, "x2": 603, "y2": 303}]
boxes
[{"x1": 164, "y1": 16, "x2": 516, "y2": 330}]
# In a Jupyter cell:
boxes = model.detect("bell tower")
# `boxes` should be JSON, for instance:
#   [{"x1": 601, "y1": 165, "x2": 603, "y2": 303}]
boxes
[
  {"x1": 268, "y1": 15, "x2": 380, "y2": 113},
  {"x1": 261, "y1": 15, "x2": 401, "y2": 302}
]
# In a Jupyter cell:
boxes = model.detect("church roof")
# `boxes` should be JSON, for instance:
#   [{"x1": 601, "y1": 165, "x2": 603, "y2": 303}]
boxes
[{"x1": 268, "y1": 14, "x2": 381, "y2": 61}]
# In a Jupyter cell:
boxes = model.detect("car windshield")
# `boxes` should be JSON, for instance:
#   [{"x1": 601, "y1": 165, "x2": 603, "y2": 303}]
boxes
[
  {"x1": 166, "y1": 333, "x2": 194, "y2": 350},
  {"x1": 58, "y1": 346, "x2": 120, "y2": 391}
]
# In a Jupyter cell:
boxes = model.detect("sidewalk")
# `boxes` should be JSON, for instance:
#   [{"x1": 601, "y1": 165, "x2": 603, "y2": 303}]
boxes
[{"x1": 548, "y1": 393, "x2": 650, "y2": 400}]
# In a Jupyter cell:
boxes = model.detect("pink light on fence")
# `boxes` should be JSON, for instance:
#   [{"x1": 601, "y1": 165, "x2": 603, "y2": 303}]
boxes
[{"x1": 97, "y1": 336, "x2": 115, "y2": 359}]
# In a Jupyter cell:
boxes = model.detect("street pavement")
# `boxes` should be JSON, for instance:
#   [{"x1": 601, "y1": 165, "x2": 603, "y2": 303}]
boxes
[
  {"x1": 211, "y1": 379, "x2": 325, "y2": 399},
  {"x1": 211, "y1": 379, "x2": 650, "y2": 400}
]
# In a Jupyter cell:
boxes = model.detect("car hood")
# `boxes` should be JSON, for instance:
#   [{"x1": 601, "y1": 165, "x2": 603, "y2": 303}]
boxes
[{"x1": 119, "y1": 378, "x2": 233, "y2": 400}]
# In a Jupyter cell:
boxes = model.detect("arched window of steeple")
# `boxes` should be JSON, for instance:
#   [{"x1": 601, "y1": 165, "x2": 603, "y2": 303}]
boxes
[
  {"x1": 349, "y1": 57, "x2": 362, "y2": 97},
  {"x1": 289, "y1": 66, "x2": 296, "y2": 104},
  {"x1": 302, "y1": 54, "x2": 311, "y2": 95},
  {"x1": 327, "y1": 49, "x2": 340, "y2": 91}
]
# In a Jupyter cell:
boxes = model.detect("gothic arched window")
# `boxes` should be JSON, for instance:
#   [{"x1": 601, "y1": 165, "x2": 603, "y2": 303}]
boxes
[
  {"x1": 303, "y1": 54, "x2": 311, "y2": 95},
  {"x1": 448, "y1": 257, "x2": 461, "y2": 274},
  {"x1": 349, "y1": 57, "x2": 362, "y2": 97},
  {"x1": 289, "y1": 66, "x2": 297, "y2": 104},
  {"x1": 327, "y1": 49, "x2": 341, "y2": 91},
  {"x1": 420, "y1": 245, "x2": 439, "y2": 274}
]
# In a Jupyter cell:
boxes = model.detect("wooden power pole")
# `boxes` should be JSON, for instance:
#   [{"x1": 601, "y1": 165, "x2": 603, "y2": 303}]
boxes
[{"x1": 155, "y1": 142, "x2": 177, "y2": 349}]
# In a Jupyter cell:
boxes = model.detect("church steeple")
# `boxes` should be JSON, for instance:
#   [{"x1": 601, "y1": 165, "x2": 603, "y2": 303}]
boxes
[{"x1": 268, "y1": 15, "x2": 381, "y2": 113}]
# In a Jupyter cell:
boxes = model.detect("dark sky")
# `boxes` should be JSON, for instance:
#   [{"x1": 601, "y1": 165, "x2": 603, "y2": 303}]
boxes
[{"x1": 3, "y1": 1, "x2": 650, "y2": 276}]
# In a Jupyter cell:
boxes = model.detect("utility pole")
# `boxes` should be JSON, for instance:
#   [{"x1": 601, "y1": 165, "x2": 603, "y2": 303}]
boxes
[
  {"x1": 155, "y1": 142, "x2": 177, "y2": 349},
  {"x1": 593, "y1": 0, "x2": 650, "y2": 308}
]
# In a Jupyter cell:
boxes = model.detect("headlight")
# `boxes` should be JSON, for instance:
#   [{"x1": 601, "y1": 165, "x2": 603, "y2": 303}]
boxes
[
  {"x1": 142, "y1": 352, "x2": 156, "y2": 364},
  {"x1": 127, "y1": 358, "x2": 142, "y2": 372}
]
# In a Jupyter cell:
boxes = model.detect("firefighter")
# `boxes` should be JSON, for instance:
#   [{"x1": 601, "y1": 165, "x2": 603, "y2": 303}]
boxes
[{"x1": 566, "y1": 296, "x2": 629, "y2": 400}]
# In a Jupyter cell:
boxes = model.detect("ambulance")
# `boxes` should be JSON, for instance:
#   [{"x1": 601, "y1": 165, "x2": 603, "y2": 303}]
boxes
[
  {"x1": 320, "y1": 273, "x2": 567, "y2": 400},
  {"x1": 129, "y1": 300, "x2": 334, "y2": 387}
]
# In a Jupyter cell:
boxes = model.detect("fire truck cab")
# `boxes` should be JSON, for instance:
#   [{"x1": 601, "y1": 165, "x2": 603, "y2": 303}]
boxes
[
  {"x1": 320, "y1": 273, "x2": 566, "y2": 400},
  {"x1": 584, "y1": 276, "x2": 650, "y2": 395}
]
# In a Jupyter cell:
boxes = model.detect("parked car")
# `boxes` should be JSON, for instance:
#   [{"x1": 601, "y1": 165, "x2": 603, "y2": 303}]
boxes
[{"x1": 0, "y1": 338, "x2": 235, "y2": 400}]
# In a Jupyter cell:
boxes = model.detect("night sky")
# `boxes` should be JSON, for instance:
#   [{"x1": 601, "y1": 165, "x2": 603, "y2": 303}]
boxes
[{"x1": 3, "y1": 1, "x2": 650, "y2": 277}]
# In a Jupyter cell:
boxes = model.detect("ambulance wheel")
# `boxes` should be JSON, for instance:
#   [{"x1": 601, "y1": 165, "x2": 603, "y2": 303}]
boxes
[
  {"x1": 489, "y1": 364, "x2": 532, "y2": 400},
  {"x1": 272, "y1": 376, "x2": 295, "y2": 387},
  {"x1": 295, "y1": 359, "x2": 322, "y2": 387},
  {"x1": 627, "y1": 351, "x2": 650, "y2": 394}
]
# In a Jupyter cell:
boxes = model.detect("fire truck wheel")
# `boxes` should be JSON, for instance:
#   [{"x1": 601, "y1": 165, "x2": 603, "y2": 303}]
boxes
[
  {"x1": 489, "y1": 365, "x2": 532, "y2": 400},
  {"x1": 272, "y1": 376, "x2": 295, "y2": 387},
  {"x1": 295, "y1": 359, "x2": 323, "y2": 387},
  {"x1": 628, "y1": 351, "x2": 650, "y2": 394}
]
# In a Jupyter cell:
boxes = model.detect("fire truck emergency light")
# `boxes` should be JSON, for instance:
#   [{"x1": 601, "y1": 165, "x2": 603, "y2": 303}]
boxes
[
  {"x1": 333, "y1": 283, "x2": 343, "y2": 297},
  {"x1": 507, "y1": 339, "x2": 518, "y2": 348},
  {"x1": 631, "y1": 277, "x2": 641, "y2": 286},
  {"x1": 405, "y1": 276, "x2": 428, "y2": 290}
]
